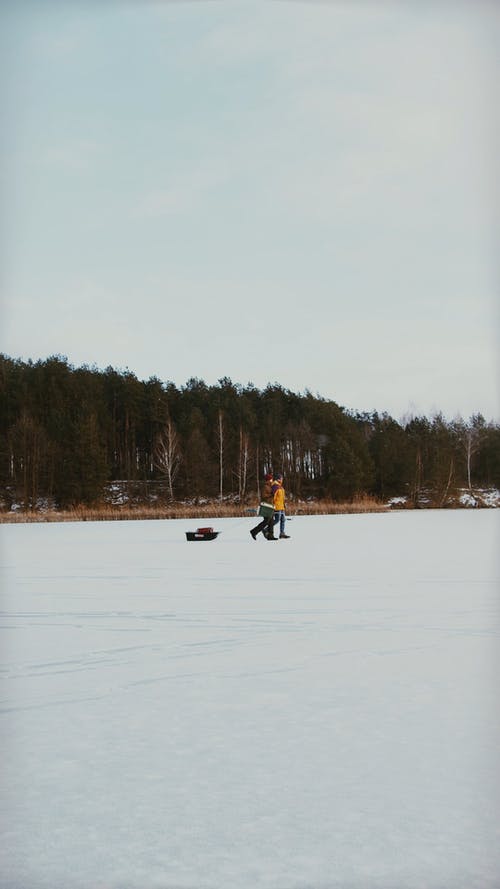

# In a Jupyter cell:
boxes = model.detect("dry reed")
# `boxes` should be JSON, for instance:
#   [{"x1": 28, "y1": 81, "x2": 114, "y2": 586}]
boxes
[{"x1": 0, "y1": 496, "x2": 387, "y2": 524}]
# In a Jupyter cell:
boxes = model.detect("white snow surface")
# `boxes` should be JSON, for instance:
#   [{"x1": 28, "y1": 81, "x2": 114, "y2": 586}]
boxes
[{"x1": 1, "y1": 511, "x2": 499, "y2": 889}]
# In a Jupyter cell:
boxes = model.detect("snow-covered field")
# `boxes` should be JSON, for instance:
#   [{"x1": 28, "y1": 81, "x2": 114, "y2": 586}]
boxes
[{"x1": 1, "y1": 511, "x2": 499, "y2": 889}]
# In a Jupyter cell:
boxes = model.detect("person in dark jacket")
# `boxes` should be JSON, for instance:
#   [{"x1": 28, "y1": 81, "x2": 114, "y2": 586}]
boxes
[{"x1": 250, "y1": 473, "x2": 277, "y2": 540}]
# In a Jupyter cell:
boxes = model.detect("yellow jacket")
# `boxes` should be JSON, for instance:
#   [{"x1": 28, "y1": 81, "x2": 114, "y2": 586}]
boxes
[{"x1": 272, "y1": 480, "x2": 285, "y2": 511}]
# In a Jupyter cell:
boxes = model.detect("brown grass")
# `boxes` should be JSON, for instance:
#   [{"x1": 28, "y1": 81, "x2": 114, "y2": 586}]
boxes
[{"x1": 0, "y1": 496, "x2": 388, "y2": 524}]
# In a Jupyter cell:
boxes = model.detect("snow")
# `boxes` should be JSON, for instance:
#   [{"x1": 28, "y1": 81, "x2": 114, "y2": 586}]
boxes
[
  {"x1": 387, "y1": 489, "x2": 500, "y2": 510},
  {"x1": 458, "y1": 489, "x2": 500, "y2": 509},
  {"x1": 1, "y1": 511, "x2": 499, "y2": 889}
]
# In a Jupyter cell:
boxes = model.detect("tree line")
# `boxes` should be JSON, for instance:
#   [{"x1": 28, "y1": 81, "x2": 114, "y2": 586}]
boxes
[{"x1": 1, "y1": 354, "x2": 499, "y2": 509}]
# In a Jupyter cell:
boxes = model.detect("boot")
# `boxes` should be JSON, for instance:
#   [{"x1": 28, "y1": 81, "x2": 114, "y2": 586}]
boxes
[
  {"x1": 279, "y1": 533, "x2": 290, "y2": 539},
  {"x1": 267, "y1": 527, "x2": 277, "y2": 540}
]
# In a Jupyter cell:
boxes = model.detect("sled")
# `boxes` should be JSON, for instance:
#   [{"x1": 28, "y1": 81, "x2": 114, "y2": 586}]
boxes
[{"x1": 185, "y1": 526, "x2": 220, "y2": 541}]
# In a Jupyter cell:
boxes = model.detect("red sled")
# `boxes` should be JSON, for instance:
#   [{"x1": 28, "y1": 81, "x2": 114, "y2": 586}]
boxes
[{"x1": 185, "y1": 527, "x2": 220, "y2": 541}]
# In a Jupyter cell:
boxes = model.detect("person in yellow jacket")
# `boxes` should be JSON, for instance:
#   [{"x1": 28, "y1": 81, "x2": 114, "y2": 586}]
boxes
[{"x1": 271, "y1": 473, "x2": 290, "y2": 539}]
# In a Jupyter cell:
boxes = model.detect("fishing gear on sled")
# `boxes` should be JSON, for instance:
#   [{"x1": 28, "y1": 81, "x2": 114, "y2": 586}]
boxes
[{"x1": 185, "y1": 526, "x2": 220, "y2": 541}]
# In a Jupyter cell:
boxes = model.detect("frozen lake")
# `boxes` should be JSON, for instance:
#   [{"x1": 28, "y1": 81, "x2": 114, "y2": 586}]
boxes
[{"x1": 1, "y1": 510, "x2": 499, "y2": 889}]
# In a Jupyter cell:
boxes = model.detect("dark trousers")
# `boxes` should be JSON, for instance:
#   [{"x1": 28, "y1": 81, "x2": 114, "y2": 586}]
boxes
[{"x1": 251, "y1": 515, "x2": 274, "y2": 537}]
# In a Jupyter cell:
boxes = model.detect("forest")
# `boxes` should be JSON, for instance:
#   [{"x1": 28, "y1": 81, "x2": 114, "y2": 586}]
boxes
[{"x1": 1, "y1": 354, "x2": 499, "y2": 511}]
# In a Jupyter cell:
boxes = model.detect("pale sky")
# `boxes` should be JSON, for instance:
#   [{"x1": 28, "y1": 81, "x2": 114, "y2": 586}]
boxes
[{"x1": 1, "y1": 0, "x2": 499, "y2": 421}]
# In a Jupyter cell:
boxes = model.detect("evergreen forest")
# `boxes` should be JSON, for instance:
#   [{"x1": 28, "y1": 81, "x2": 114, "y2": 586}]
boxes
[{"x1": 1, "y1": 354, "x2": 499, "y2": 510}]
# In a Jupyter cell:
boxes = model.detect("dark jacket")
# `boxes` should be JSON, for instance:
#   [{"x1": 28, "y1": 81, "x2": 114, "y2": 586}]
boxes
[{"x1": 261, "y1": 480, "x2": 273, "y2": 503}]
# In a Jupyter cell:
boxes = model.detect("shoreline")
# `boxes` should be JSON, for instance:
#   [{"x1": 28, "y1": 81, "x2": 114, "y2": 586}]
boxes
[
  {"x1": 0, "y1": 499, "x2": 389, "y2": 524},
  {"x1": 2, "y1": 489, "x2": 497, "y2": 524}
]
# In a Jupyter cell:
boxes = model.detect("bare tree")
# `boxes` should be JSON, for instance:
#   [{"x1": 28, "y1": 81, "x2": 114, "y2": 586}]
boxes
[
  {"x1": 462, "y1": 427, "x2": 480, "y2": 491},
  {"x1": 154, "y1": 419, "x2": 182, "y2": 501},
  {"x1": 440, "y1": 455, "x2": 455, "y2": 507},
  {"x1": 412, "y1": 448, "x2": 423, "y2": 507},
  {"x1": 457, "y1": 415, "x2": 484, "y2": 492},
  {"x1": 235, "y1": 426, "x2": 251, "y2": 500},
  {"x1": 217, "y1": 409, "x2": 224, "y2": 501}
]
